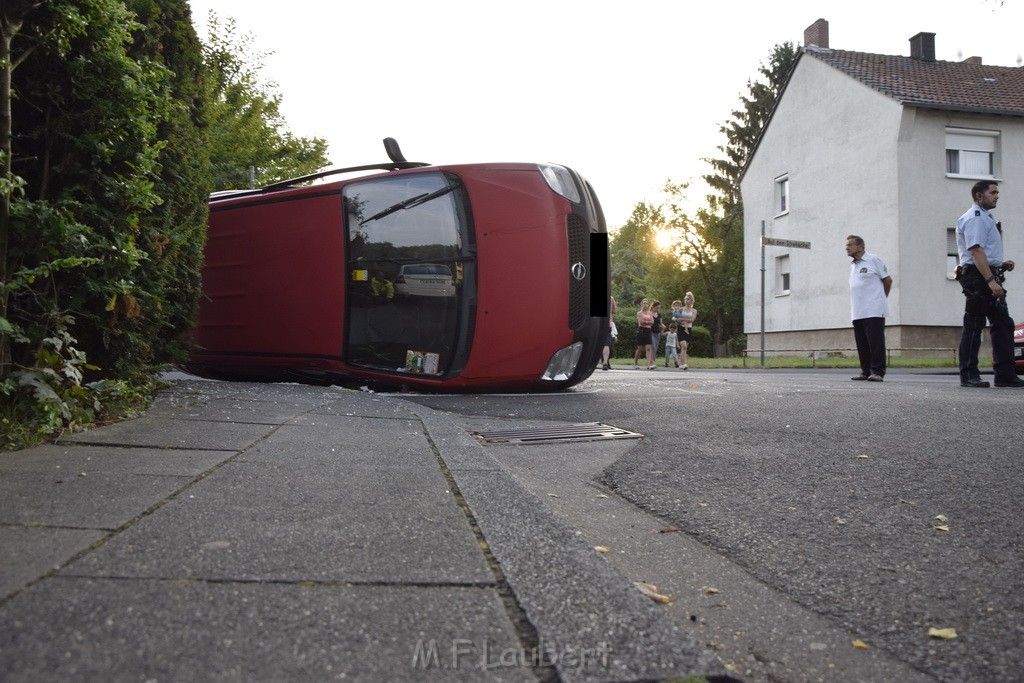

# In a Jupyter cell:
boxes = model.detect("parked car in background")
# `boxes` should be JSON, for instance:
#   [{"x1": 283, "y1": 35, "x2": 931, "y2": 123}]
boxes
[
  {"x1": 184, "y1": 139, "x2": 609, "y2": 391},
  {"x1": 1015, "y1": 321, "x2": 1024, "y2": 374},
  {"x1": 394, "y1": 263, "x2": 455, "y2": 298}
]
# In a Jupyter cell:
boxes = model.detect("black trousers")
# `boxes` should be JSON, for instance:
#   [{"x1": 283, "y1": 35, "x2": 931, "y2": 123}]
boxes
[
  {"x1": 852, "y1": 316, "x2": 886, "y2": 377},
  {"x1": 959, "y1": 269, "x2": 1016, "y2": 381}
]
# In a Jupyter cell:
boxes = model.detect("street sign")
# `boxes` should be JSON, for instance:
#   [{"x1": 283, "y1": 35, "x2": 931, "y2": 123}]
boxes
[{"x1": 761, "y1": 236, "x2": 811, "y2": 249}]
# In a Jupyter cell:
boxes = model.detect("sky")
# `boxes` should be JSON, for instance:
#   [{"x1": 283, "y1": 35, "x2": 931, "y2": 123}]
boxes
[{"x1": 186, "y1": 0, "x2": 1024, "y2": 229}]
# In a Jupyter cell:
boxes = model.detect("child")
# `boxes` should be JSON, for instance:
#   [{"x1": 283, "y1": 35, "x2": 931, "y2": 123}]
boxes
[{"x1": 664, "y1": 324, "x2": 679, "y2": 368}]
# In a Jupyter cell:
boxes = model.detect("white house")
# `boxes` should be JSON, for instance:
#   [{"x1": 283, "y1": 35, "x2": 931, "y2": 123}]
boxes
[{"x1": 741, "y1": 19, "x2": 1024, "y2": 357}]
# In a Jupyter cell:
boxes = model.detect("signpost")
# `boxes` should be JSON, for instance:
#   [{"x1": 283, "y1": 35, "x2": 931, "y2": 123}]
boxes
[
  {"x1": 761, "y1": 236, "x2": 811, "y2": 250},
  {"x1": 759, "y1": 222, "x2": 811, "y2": 367}
]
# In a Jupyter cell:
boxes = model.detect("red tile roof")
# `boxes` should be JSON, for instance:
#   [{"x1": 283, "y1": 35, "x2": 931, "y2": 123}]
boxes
[{"x1": 805, "y1": 48, "x2": 1024, "y2": 116}]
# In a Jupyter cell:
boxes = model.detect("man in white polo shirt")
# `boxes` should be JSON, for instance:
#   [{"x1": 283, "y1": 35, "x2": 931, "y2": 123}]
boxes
[{"x1": 845, "y1": 235, "x2": 893, "y2": 382}]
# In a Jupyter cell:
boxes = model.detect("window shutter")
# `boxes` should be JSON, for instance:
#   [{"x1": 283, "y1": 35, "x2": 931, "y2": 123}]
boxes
[{"x1": 946, "y1": 132, "x2": 996, "y2": 153}]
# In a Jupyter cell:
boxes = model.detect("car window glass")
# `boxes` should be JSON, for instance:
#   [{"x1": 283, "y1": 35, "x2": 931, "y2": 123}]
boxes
[
  {"x1": 344, "y1": 173, "x2": 466, "y2": 376},
  {"x1": 346, "y1": 173, "x2": 461, "y2": 256}
]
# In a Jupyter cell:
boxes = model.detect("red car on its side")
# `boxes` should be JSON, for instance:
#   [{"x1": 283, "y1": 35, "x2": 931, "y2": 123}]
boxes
[
  {"x1": 1015, "y1": 322, "x2": 1024, "y2": 374},
  {"x1": 184, "y1": 139, "x2": 609, "y2": 392}
]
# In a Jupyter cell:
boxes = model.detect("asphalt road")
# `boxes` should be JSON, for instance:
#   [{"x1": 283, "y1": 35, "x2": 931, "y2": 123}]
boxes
[{"x1": 397, "y1": 367, "x2": 1024, "y2": 682}]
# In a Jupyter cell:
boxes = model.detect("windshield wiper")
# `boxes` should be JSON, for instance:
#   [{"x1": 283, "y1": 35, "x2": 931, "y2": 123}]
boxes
[{"x1": 359, "y1": 185, "x2": 455, "y2": 225}]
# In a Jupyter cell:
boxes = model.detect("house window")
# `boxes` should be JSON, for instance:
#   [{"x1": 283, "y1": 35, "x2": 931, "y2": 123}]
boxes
[
  {"x1": 946, "y1": 128, "x2": 998, "y2": 178},
  {"x1": 774, "y1": 175, "x2": 790, "y2": 216},
  {"x1": 947, "y1": 228, "x2": 959, "y2": 280},
  {"x1": 776, "y1": 255, "x2": 791, "y2": 295}
]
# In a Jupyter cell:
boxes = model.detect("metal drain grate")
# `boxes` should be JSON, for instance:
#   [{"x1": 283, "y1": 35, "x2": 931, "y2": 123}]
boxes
[{"x1": 469, "y1": 422, "x2": 643, "y2": 445}]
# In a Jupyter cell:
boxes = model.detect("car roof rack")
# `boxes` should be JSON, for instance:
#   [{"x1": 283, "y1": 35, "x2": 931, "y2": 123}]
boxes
[{"x1": 211, "y1": 138, "x2": 430, "y2": 199}]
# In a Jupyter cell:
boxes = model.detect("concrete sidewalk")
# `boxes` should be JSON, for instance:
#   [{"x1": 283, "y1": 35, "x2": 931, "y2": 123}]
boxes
[{"x1": 0, "y1": 379, "x2": 731, "y2": 682}]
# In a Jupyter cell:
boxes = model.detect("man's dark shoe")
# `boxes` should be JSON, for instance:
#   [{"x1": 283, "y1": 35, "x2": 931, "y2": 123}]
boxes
[
  {"x1": 960, "y1": 378, "x2": 990, "y2": 388},
  {"x1": 851, "y1": 375, "x2": 869, "y2": 381},
  {"x1": 994, "y1": 376, "x2": 1024, "y2": 388},
  {"x1": 867, "y1": 374, "x2": 884, "y2": 382}
]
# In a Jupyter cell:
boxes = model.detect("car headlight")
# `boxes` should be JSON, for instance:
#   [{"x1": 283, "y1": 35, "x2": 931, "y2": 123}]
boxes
[
  {"x1": 540, "y1": 342, "x2": 583, "y2": 382},
  {"x1": 538, "y1": 163, "x2": 581, "y2": 204}
]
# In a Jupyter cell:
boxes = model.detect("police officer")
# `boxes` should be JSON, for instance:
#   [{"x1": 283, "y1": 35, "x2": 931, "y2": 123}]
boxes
[{"x1": 955, "y1": 180, "x2": 1024, "y2": 388}]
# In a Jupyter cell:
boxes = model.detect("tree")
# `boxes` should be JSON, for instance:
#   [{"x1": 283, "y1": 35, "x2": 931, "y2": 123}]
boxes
[
  {"x1": 1, "y1": 1, "x2": 46, "y2": 377},
  {"x1": 608, "y1": 44, "x2": 796, "y2": 355},
  {"x1": 679, "y1": 42, "x2": 798, "y2": 354},
  {"x1": 610, "y1": 201, "x2": 662, "y2": 309},
  {"x1": 124, "y1": 0, "x2": 211, "y2": 367},
  {"x1": 662, "y1": 183, "x2": 743, "y2": 355},
  {"x1": 201, "y1": 13, "x2": 329, "y2": 189},
  {"x1": 2, "y1": 0, "x2": 209, "y2": 446},
  {"x1": 703, "y1": 43, "x2": 797, "y2": 212},
  {"x1": 7, "y1": 0, "x2": 213, "y2": 379},
  {"x1": 5, "y1": 0, "x2": 171, "y2": 380}
]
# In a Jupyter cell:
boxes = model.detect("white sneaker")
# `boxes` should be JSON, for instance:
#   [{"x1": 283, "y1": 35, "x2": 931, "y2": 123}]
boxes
[{"x1": 681, "y1": 364, "x2": 688, "y2": 370}]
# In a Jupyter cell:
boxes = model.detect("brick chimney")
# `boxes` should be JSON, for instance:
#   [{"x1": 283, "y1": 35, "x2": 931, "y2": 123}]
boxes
[
  {"x1": 910, "y1": 32, "x2": 936, "y2": 61},
  {"x1": 962, "y1": 56, "x2": 983, "y2": 65},
  {"x1": 804, "y1": 18, "x2": 829, "y2": 49}
]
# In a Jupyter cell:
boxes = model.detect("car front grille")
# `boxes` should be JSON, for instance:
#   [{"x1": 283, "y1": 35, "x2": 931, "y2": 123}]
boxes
[{"x1": 567, "y1": 215, "x2": 588, "y2": 329}]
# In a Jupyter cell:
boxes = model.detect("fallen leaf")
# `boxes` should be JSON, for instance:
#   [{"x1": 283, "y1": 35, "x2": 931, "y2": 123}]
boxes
[
  {"x1": 934, "y1": 514, "x2": 948, "y2": 522},
  {"x1": 852, "y1": 639, "x2": 870, "y2": 649},
  {"x1": 928, "y1": 627, "x2": 958, "y2": 640},
  {"x1": 933, "y1": 525, "x2": 950, "y2": 532},
  {"x1": 634, "y1": 581, "x2": 671, "y2": 604},
  {"x1": 547, "y1": 493, "x2": 560, "y2": 498},
  {"x1": 595, "y1": 494, "x2": 609, "y2": 499},
  {"x1": 703, "y1": 586, "x2": 720, "y2": 595},
  {"x1": 594, "y1": 545, "x2": 610, "y2": 554},
  {"x1": 657, "y1": 527, "x2": 679, "y2": 534},
  {"x1": 855, "y1": 454, "x2": 871, "y2": 460}
]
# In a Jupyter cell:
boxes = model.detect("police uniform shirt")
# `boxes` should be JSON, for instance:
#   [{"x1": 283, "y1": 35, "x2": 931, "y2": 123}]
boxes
[
  {"x1": 956, "y1": 203, "x2": 1003, "y2": 268},
  {"x1": 849, "y1": 252, "x2": 890, "y2": 320}
]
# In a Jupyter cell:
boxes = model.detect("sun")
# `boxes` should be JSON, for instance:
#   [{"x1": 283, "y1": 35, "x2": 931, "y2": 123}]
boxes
[{"x1": 654, "y1": 228, "x2": 675, "y2": 252}]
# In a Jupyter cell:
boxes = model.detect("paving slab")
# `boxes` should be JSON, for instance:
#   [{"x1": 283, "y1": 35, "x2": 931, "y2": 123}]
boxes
[
  {"x1": 0, "y1": 527, "x2": 107, "y2": 598},
  {"x1": 0, "y1": 467, "x2": 193, "y2": 529},
  {"x1": 61, "y1": 415, "x2": 273, "y2": 451},
  {"x1": 144, "y1": 395, "x2": 322, "y2": 424},
  {"x1": 67, "y1": 419, "x2": 493, "y2": 585},
  {"x1": 0, "y1": 577, "x2": 534, "y2": 683},
  {"x1": 238, "y1": 415, "x2": 432, "y2": 468},
  {"x1": 0, "y1": 444, "x2": 231, "y2": 477},
  {"x1": 159, "y1": 379, "x2": 342, "y2": 403},
  {"x1": 149, "y1": 381, "x2": 417, "y2": 422}
]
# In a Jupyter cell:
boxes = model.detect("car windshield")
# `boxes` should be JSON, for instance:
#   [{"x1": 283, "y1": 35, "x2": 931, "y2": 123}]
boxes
[{"x1": 344, "y1": 172, "x2": 471, "y2": 376}]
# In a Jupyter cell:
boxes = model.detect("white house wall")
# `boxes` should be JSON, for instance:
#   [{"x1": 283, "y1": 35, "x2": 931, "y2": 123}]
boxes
[
  {"x1": 743, "y1": 54, "x2": 1024, "y2": 347},
  {"x1": 743, "y1": 55, "x2": 904, "y2": 337},
  {"x1": 897, "y1": 108, "x2": 1024, "y2": 326}
]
